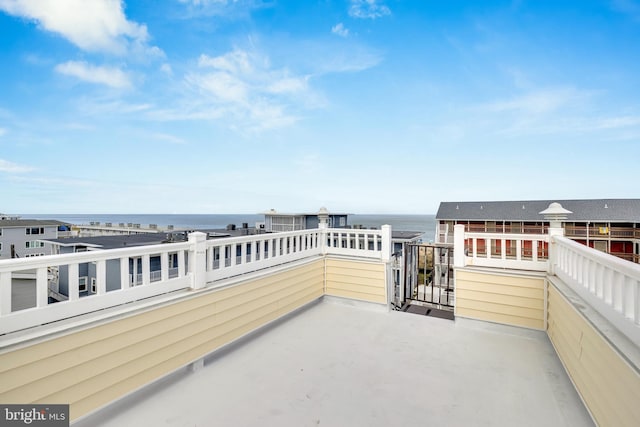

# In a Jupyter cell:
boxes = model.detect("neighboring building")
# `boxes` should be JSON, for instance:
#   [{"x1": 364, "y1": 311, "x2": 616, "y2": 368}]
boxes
[
  {"x1": 262, "y1": 209, "x2": 349, "y2": 232},
  {"x1": 71, "y1": 222, "x2": 167, "y2": 237},
  {"x1": 0, "y1": 218, "x2": 69, "y2": 259},
  {"x1": 435, "y1": 199, "x2": 640, "y2": 263}
]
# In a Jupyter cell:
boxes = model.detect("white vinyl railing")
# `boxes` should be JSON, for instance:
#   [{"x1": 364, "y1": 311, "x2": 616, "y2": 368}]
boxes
[
  {"x1": 0, "y1": 226, "x2": 391, "y2": 335},
  {"x1": 203, "y1": 227, "x2": 388, "y2": 283},
  {"x1": 453, "y1": 223, "x2": 640, "y2": 344},
  {"x1": 461, "y1": 231, "x2": 549, "y2": 271},
  {"x1": 0, "y1": 242, "x2": 191, "y2": 335},
  {"x1": 552, "y1": 235, "x2": 640, "y2": 344}
]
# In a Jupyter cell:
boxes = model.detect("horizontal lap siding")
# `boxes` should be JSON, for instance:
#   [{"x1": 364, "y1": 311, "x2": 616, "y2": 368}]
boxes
[
  {"x1": 455, "y1": 270, "x2": 545, "y2": 330},
  {"x1": 0, "y1": 259, "x2": 324, "y2": 421},
  {"x1": 547, "y1": 285, "x2": 640, "y2": 427},
  {"x1": 325, "y1": 259, "x2": 386, "y2": 304}
]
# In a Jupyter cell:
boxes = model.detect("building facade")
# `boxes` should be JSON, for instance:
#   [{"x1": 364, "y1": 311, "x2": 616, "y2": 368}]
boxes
[
  {"x1": 263, "y1": 209, "x2": 349, "y2": 232},
  {"x1": 435, "y1": 199, "x2": 640, "y2": 263},
  {"x1": 0, "y1": 219, "x2": 67, "y2": 259}
]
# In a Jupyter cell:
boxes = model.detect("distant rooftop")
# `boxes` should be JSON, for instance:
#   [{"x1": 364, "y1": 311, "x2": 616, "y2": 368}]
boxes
[
  {"x1": 436, "y1": 199, "x2": 640, "y2": 222},
  {"x1": 0, "y1": 218, "x2": 69, "y2": 227},
  {"x1": 42, "y1": 233, "x2": 175, "y2": 250},
  {"x1": 42, "y1": 227, "x2": 259, "y2": 250}
]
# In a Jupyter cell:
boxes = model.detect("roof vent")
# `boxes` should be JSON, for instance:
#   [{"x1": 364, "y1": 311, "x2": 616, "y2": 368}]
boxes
[
  {"x1": 480, "y1": 205, "x2": 483, "y2": 210},
  {"x1": 604, "y1": 203, "x2": 608, "y2": 208},
  {"x1": 522, "y1": 204, "x2": 525, "y2": 209},
  {"x1": 456, "y1": 205, "x2": 459, "y2": 210}
]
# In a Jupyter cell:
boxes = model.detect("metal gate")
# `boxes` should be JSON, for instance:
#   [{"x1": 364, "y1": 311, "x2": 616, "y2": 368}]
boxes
[{"x1": 400, "y1": 243, "x2": 454, "y2": 310}]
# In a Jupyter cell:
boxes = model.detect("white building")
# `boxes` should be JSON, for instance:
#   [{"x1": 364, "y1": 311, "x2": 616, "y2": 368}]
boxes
[{"x1": 0, "y1": 218, "x2": 67, "y2": 259}]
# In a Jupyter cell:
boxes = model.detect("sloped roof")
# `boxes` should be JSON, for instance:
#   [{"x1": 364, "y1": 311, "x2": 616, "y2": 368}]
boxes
[
  {"x1": 0, "y1": 219, "x2": 69, "y2": 227},
  {"x1": 435, "y1": 199, "x2": 640, "y2": 222}
]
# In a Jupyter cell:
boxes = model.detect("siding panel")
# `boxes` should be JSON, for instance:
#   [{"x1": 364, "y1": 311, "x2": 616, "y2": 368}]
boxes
[
  {"x1": 324, "y1": 258, "x2": 386, "y2": 304},
  {"x1": 547, "y1": 284, "x2": 640, "y2": 427},
  {"x1": 0, "y1": 259, "x2": 325, "y2": 421},
  {"x1": 455, "y1": 269, "x2": 545, "y2": 330}
]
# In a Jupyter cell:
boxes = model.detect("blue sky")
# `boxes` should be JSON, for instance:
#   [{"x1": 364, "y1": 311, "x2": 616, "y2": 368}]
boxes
[{"x1": 1, "y1": 0, "x2": 639, "y2": 214}]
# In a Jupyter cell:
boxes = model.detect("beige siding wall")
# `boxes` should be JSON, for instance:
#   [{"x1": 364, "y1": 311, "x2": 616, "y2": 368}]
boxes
[
  {"x1": 0, "y1": 259, "x2": 324, "y2": 421},
  {"x1": 547, "y1": 285, "x2": 640, "y2": 427},
  {"x1": 455, "y1": 269, "x2": 545, "y2": 330},
  {"x1": 324, "y1": 258, "x2": 387, "y2": 304}
]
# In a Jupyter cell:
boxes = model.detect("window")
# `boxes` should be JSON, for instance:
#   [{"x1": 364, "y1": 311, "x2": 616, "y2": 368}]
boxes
[
  {"x1": 0, "y1": 242, "x2": 3, "y2": 252},
  {"x1": 25, "y1": 241, "x2": 45, "y2": 249},
  {"x1": 90, "y1": 278, "x2": 97, "y2": 294},
  {"x1": 25, "y1": 227, "x2": 45, "y2": 235},
  {"x1": 79, "y1": 277, "x2": 88, "y2": 292}
]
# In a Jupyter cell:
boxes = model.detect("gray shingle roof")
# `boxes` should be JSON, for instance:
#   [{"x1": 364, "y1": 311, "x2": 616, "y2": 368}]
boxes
[
  {"x1": 0, "y1": 219, "x2": 69, "y2": 227},
  {"x1": 435, "y1": 199, "x2": 640, "y2": 222}
]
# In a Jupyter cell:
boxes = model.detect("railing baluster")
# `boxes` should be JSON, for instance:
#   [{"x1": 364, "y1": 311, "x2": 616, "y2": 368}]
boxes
[
  {"x1": 69, "y1": 263, "x2": 80, "y2": 300},
  {"x1": 161, "y1": 252, "x2": 169, "y2": 282},
  {"x1": 0, "y1": 271, "x2": 12, "y2": 315},
  {"x1": 178, "y1": 250, "x2": 186, "y2": 277},
  {"x1": 36, "y1": 267, "x2": 48, "y2": 307},
  {"x1": 96, "y1": 260, "x2": 107, "y2": 294},
  {"x1": 120, "y1": 257, "x2": 130, "y2": 290},
  {"x1": 141, "y1": 255, "x2": 150, "y2": 286}
]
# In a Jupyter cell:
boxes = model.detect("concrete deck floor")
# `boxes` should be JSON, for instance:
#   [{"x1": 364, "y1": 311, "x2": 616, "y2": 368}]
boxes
[{"x1": 78, "y1": 299, "x2": 593, "y2": 427}]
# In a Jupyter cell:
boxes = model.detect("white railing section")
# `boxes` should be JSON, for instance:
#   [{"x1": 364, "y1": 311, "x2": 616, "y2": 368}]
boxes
[
  {"x1": 552, "y1": 235, "x2": 640, "y2": 344},
  {"x1": 0, "y1": 227, "x2": 392, "y2": 335},
  {"x1": 204, "y1": 229, "x2": 323, "y2": 283},
  {"x1": 0, "y1": 242, "x2": 191, "y2": 335},
  {"x1": 203, "y1": 227, "x2": 388, "y2": 283},
  {"x1": 460, "y1": 231, "x2": 549, "y2": 271},
  {"x1": 326, "y1": 227, "x2": 389, "y2": 259}
]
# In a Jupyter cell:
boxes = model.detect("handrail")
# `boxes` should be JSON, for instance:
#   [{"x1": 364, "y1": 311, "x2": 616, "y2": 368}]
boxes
[
  {"x1": 552, "y1": 235, "x2": 640, "y2": 344},
  {"x1": 462, "y1": 232, "x2": 549, "y2": 271},
  {"x1": 0, "y1": 227, "x2": 391, "y2": 335}
]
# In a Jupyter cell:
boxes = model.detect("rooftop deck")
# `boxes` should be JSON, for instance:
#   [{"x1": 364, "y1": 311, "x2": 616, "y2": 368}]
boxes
[
  {"x1": 76, "y1": 299, "x2": 592, "y2": 427},
  {"x1": 1, "y1": 221, "x2": 638, "y2": 426}
]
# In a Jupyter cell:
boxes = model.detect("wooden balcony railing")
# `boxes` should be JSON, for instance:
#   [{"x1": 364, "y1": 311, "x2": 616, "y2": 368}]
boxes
[{"x1": 564, "y1": 225, "x2": 639, "y2": 239}]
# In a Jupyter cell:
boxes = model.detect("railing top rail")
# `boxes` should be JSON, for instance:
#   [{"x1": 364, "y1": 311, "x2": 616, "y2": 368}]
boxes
[
  {"x1": 464, "y1": 232, "x2": 549, "y2": 241},
  {"x1": 0, "y1": 240, "x2": 191, "y2": 271},
  {"x1": 203, "y1": 229, "x2": 318, "y2": 246},
  {"x1": 202, "y1": 227, "x2": 383, "y2": 246},
  {"x1": 553, "y1": 235, "x2": 640, "y2": 279}
]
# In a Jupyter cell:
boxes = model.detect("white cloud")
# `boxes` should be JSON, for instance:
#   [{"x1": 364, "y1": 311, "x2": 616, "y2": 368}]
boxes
[
  {"x1": 349, "y1": 0, "x2": 391, "y2": 19},
  {"x1": 332, "y1": 23, "x2": 349, "y2": 37},
  {"x1": 55, "y1": 60, "x2": 132, "y2": 89},
  {"x1": 266, "y1": 76, "x2": 309, "y2": 95},
  {"x1": 0, "y1": 127, "x2": 6, "y2": 137},
  {"x1": 0, "y1": 158, "x2": 34, "y2": 173},
  {"x1": 0, "y1": 0, "x2": 160, "y2": 56},
  {"x1": 175, "y1": 49, "x2": 315, "y2": 131},
  {"x1": 151, "y1": 132, "x2": 187, "y2": 144},
  {"x1": 478, "y1": 87, "x2": 588, "y2": 115},
  {"x1": 160, "y1": 63, "x2": 173, "y2": 75}
]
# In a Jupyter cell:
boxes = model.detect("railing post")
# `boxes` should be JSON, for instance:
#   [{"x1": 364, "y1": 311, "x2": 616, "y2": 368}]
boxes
[
  {"x1": 319, "y1": 222, "x2": 328, "y2": 255},
  {"x1": 547, "y1": 227, "x2": 564, "y2": 275},
  {"x1": 454, "y1": 224, "x2": 465, "y2": 267},
  {"x1": 381, "y1": 225, "x2": 392, "y2": 262},
  {"x1": 189, "y1": 232, "x2": 207, "y2": 290}
]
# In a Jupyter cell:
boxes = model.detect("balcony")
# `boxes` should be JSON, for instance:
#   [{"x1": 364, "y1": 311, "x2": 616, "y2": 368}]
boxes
[{"x1": 1, "y1": 223, "x2": 639, "y2": 426}]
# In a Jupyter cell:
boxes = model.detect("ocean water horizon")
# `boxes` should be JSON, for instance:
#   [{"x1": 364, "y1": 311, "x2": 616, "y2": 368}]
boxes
[{"x1": 23, "y1": 213, "x2": 438, "y2": 242}]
